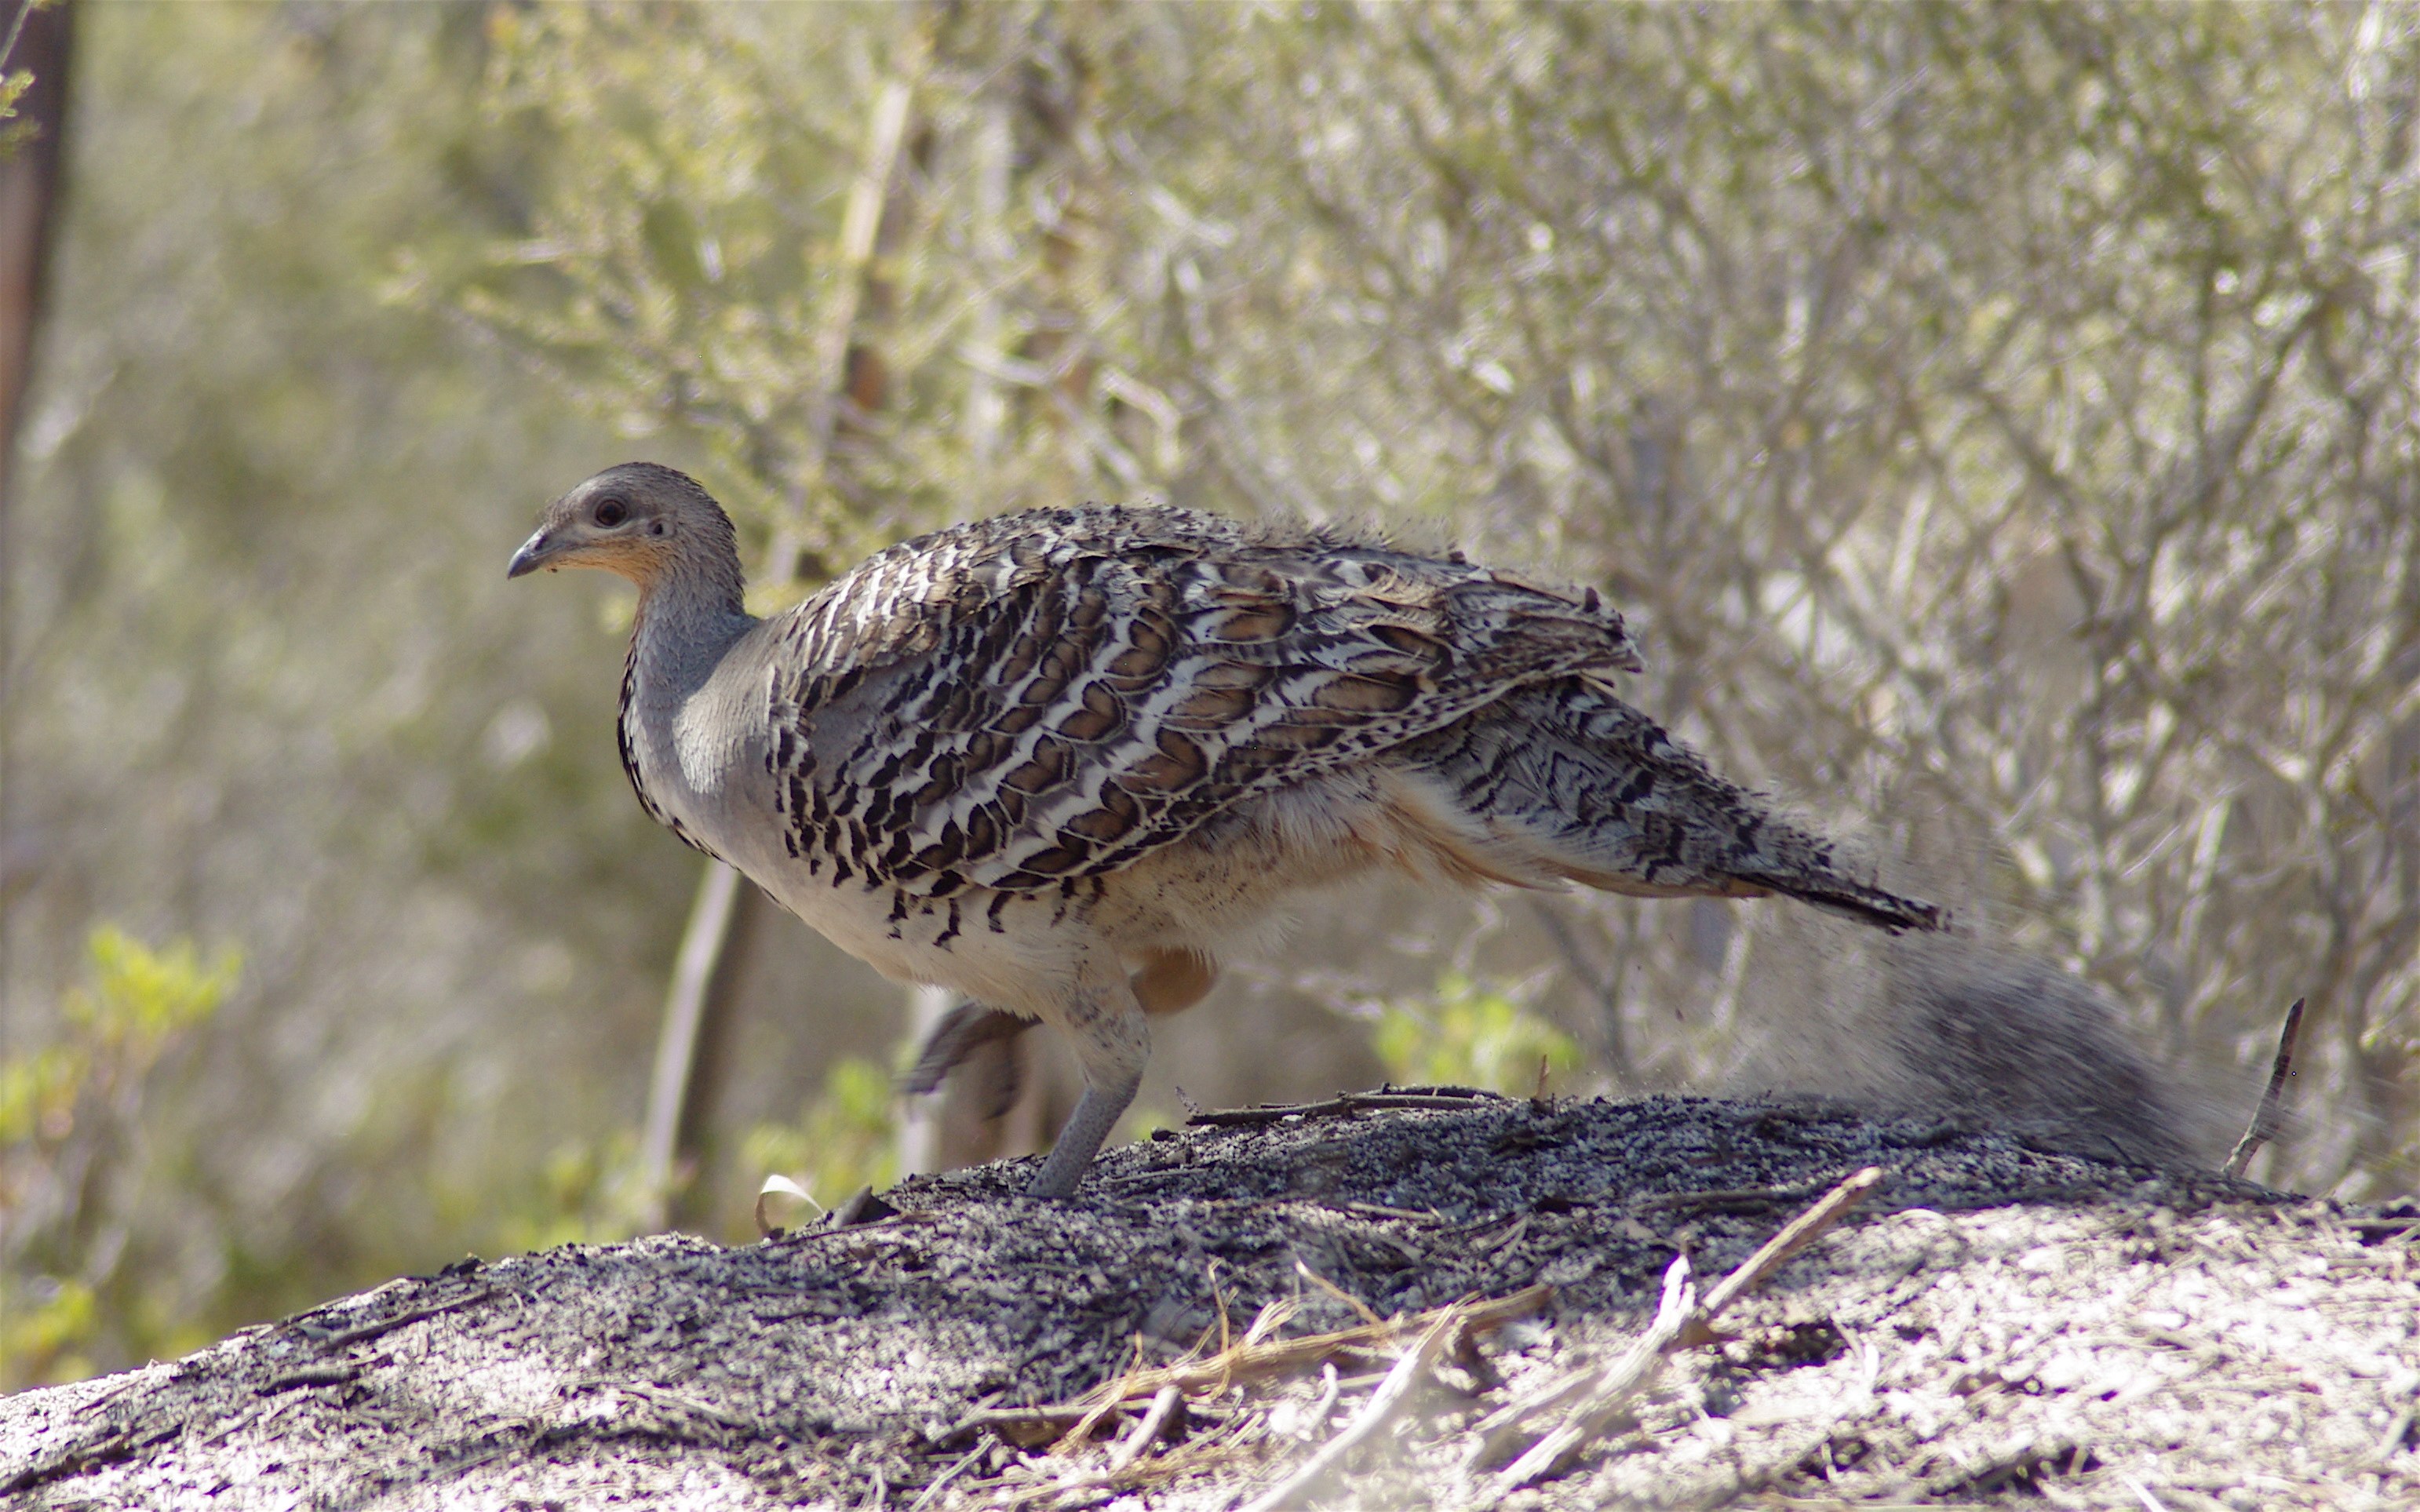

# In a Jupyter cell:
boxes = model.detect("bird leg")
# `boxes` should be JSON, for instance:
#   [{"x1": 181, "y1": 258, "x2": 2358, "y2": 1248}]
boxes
[
  {"x1": 902, "y1": 1000, "x2": 1031, "y2": 1101},
  {"x1": 903, "y1": 949, "x2": 1214, "y2": 1104},
  {"x1": 1024, "y1": 965, "x2": 1150, "y2": 1199}
]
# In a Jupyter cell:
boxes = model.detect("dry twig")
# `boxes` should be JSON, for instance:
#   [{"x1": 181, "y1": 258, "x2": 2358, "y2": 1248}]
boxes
[
  {"x1": 1693, "y1": 1166, "x2": 1886, "y2": 1324},
  {"x1": 1476, "y1": 1166, "x2": 1886, "y2": 1492},
  {"x1": 1483, "y1": 1255, "x2": 1697, "y2": 1491},
  {"x1": 1104, "y1": 1386, "x2": 1184, "y2": 1474},
  {"x1": 1294, "y1": 1260, "x2": 1387, "y2": 1327},
  {"x1": 2223, "y1": 996, "x2": 2305, "y2": 1180},
  {"x1": 906, "y1": 1445, "x2": 986, "y2": 1512},
  {"x1": 1234, "y1": 1306, "x2": 1464, "y2": 1512},
  {"x1": 951, "y1": 1284, "x2": 1552, "y2": 1443},
  {"x1": 1186, "y1": 1089, "x2": 1504, "y2": 1127}
]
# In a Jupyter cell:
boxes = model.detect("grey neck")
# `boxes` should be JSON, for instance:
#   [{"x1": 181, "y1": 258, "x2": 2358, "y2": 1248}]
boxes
[{"x1": 629, "y1": 556, "x2": 757, "y2": 712}]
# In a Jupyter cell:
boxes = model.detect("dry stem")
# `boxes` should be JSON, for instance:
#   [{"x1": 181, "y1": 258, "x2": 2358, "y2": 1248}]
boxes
[
  {"x1": 1478, "y1": 1165, "x2": 1886, "y2": 1492},
  {"x1": 2222, "y1": 996, "x2": 2306, "y2": 1181},
  {"x1": 1234, "y1": 1306, "x2": 1464, "y2": 1512}
]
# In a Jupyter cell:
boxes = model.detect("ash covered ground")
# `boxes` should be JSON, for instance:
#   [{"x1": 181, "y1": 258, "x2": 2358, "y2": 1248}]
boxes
[{"x1": 5, "y1": 1091, "x2": 2415, "y2": 1510}]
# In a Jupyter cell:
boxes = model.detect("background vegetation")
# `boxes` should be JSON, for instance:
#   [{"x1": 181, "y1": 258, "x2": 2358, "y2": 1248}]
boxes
[{"x1": 5, "y1": 2, "x2": 2414, "y2": 1388}]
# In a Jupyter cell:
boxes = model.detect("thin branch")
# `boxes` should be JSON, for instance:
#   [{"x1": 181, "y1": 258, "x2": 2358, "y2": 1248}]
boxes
[
  {"x1": 1103, "y1": 1385, "x2": 1183, "y2": 1475},
  {"x1": 0, "y1": 0, "x2": 35, "y2": 78},
  {"x1": 950, "y1": 1283, "x2": 1554, "y2": 1441},
  {"x1": 1693, "y1": 1164, "x2": 1886, "y2": 1321},
  {"x1": 1236, "y1": 1306, "x2": 1463, "y2": 1512},
  {"x1": 1186, "y1": 1089, "x2": 1504, "y2": 1126},
  {"x1": 907, "y1": 1444, "x2": 986, "y2": 1512},
  {"x1": 2222, "y1": 996, "x2": 2307, "y2": 1181},
  {"x1": 638, "y1": 860, "x2": 744, "y2": 1231},
  {"x1": 772, "y1": 21, "x2": 934, "y2": 569},
  {"x1": 1483, "y1": 1255, "x2": 1694, "y2": 1492},
  {"x1": 1524, "y1": 897, "x2": 1631, "y2": 1083},
  {"x1": 1477, "y1": 1166, "x2": 1885, "y2": 1492},
  {"x1": 641, "y1": 33, "x2": 935, "y2": 1230}
]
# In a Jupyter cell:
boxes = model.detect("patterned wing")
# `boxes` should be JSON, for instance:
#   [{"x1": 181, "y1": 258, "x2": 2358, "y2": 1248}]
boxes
[{"x1": 762, "y1": 506, "x2": 1639, "y2": 898}]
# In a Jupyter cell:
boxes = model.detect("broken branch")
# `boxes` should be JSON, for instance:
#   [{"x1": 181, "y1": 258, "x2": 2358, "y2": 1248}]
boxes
[
  {"x1": 2222, "y1": 996, "x2": 2305, "y2": 1181},
  {"x1": 1478, "y1": 1165, "x2": 1885, "y2": 1492},
  {"x1": 1237, "y1": 1306, "x2": 1463, "y2": 1512}
]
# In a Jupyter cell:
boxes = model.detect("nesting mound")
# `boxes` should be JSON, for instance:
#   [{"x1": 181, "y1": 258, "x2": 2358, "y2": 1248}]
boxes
[{"x1": 4, "y1": 1092, "x2": 2415, "y2": 1509}]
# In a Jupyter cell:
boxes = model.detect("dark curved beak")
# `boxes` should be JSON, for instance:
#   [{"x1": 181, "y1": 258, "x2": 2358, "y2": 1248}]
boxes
[{"x1": 506, "y1": 528, "x2": 555, "y2": 580}]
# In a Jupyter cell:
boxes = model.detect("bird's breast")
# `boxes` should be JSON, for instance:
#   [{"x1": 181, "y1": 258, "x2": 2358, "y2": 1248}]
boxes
[{"x1": 618, "y1": 656, "x2": 779, "y2": 867}]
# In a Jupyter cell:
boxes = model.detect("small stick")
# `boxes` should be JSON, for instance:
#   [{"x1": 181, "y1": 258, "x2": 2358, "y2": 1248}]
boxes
[
  {"x1": 1104, "y1": 1385, "x2": 1183, "y2": 1474},
  {"x1": 291, "y1": 1288, "x2": 497, "y2": 1351},
  {"x1": 1186, "y1": 1091, "x2": 1503, "y2": 1127},
  {"x1": 1236, "y1": 1306, "x2": 1463, "y2": 1512},
  {"x1": 2375, "y1": 1398, "x2": 2418, "y2": 1466},
  {"x1": 1304, "y1": 1361, "x2": 1341, "y2": 1430},
  {"x1": 1694, "y1": 1165, "x2": 1886, "y2": 1323},
  {"x1": 2223, "y1": 996, "x2": 2305, "y2": 1181},
  {"x1": 261, "y1": 1364, "x2": 361, "y2": 1394},
  {"x1": 1296, "y1": 1260, "x2": 1387, "y2": 1328},
  {"x1": 1480, "y1": 1166, "x2": 1886, "y2": 1491},
  {"x1": 1633, "y1": 1181, "x2": 1826, "y2": 1213},
  {"x1": 950, "y1": 1284, "x2": 1552, "y2": 1441},
  {"x1": 1489, "y1": 1256, "x2": 1694, "y2": 1488},
  {"x1": 907, "y1": 1445, "x2": 986, "y2": 1512},
  {"x1": 1464, "y1": 1370, "x2": 1595, "y2": 1465}
]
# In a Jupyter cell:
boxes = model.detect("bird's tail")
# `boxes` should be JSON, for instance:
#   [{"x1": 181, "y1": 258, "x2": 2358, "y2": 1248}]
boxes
[
  {"x1": 1400, "y1": 678, "x2": 1946, "y2": 934},
  {"x1": 1739, "y1": 860, "x2": 1947, "y2": 935}
]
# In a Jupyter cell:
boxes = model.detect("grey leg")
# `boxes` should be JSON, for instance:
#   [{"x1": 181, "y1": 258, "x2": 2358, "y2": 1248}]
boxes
[
  {"x1": 1024, "y1": 968, "x2": 1150, "y2": 1199},
  {"x1": 1024, "y1": 1068, "x2": 1143, "y2": 1198}
]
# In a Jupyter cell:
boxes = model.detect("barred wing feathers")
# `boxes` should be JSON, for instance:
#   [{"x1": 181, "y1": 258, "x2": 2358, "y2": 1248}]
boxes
[{"x1": 757, "y1": 506, "x2": 1638, "y2": 898}]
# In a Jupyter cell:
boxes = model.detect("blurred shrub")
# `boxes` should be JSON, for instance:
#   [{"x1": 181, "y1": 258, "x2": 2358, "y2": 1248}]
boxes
[
  {"x1": 6, "y1": 1, "x2": 694, "y2": 1366},
  {"x1": 10, "y1": 2, "x2": 2420, "y2": 1389},
  {"x1": 2, "y1": 927, "x2": 239, "y2": 1388},
  {"x1": 1369, "y1": 971, "x2": 1582, "y2": 1098},
  {"x1": 0, "y1": 927, "x2": 237, "y2": 1144},
  {"x1": 738, "y1": 1056, "x2": 900, "y2": 1226},
  {"x1": 490, "y1": 1128, "x2": 654, "y2": 1255}
]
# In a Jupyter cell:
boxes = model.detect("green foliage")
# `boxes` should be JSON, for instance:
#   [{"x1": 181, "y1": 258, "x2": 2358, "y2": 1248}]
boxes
[
  {"x1": 0, "y1": 1277, "x2": 97, "y2": 1386},
  {"x1": 0, "y1": 1042, "x2": 81, "y2": 1149},
  {"x1": 0, "y1": 927, "x2": 237, "y2": 1153},
  {"x1": 737, "y1": 1056, "x2": 899, "y2": 1222},
  {"x1": 13, "y1": 0, "x2": 2420, "y2": 1390},
  {"x1": 1370, "y1": 972, "x2": 1581, "y2": 1098},
  {"x1": 70, "y1": 927, "x2": 239, "y2": 1047},
  {"x1": 0, "y1": 927, "x2": 238, "y2": 1146},
  {"x1": 2, "y1": 927, "x2": 238, "y2": 1388},
  {"x1": 0, "y1": 0, "x2": 44, "y2": 158},
  {"x1": 490, "y1": 1128, "x2": 655, "y2": 1255},
  {"x1": 0, "y1": 69, "x2": 31, "y2": 158}
]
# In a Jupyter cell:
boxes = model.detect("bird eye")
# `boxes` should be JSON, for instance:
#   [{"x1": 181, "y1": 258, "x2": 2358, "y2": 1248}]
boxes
[{"x1": 594, "y1": 498, "x2": 629, "y2": 527}]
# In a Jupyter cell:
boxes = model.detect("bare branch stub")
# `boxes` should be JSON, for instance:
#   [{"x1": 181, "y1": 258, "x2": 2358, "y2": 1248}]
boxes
[{"x1": 2223, "y1": 996, "x2": 2308, "y2": 1181}]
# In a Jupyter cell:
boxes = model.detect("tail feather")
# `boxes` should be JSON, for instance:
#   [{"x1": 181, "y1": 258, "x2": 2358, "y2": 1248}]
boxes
[
  {"x1": 1401, "y1": 678, "x2": 1947, "y2": 934},
  {"x1": 1740, "y1": 865, "x2": 1945, "y2": 934}
]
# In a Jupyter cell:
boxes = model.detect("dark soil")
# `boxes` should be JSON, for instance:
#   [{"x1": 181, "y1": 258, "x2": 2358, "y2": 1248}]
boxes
[{"x1": 4, "y1": 1091, "x2": 2415, "y2": 1510}]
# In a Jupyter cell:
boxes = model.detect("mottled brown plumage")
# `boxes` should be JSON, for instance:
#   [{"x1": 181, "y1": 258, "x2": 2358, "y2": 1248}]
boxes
[{"x1": 511, "y1": 463, "x2": 1943, "y2": 1197}]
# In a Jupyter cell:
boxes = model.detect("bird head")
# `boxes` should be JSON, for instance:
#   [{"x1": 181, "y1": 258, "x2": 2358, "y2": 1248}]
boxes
[{"x1": 507, "y1": 462, "x2": 735, "y2": 589}]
